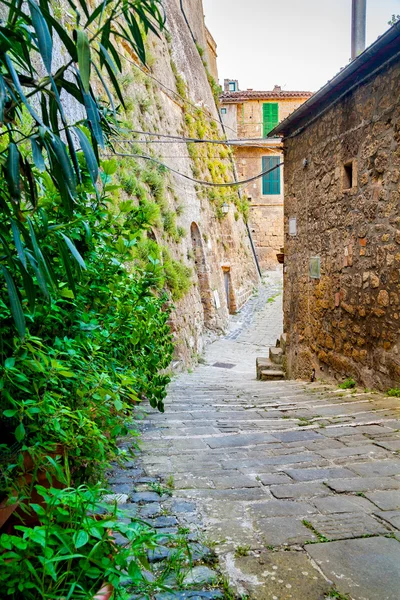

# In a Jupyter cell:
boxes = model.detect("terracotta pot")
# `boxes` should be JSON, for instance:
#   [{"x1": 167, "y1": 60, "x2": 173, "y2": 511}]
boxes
[
  {"x1": 93, "y1": 583, "x2": 113, "y2": 600},
  {"x1": 1, "y1": 446, "x2": 65, "y2": 530},
  {"x1": 0, "y1": 499, "x2": 19, "y2": 529}
]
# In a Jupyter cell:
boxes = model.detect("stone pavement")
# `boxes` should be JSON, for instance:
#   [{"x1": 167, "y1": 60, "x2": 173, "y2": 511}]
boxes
[{"x1": 139, "y1": 272, "x2": 400, "y2": 600}]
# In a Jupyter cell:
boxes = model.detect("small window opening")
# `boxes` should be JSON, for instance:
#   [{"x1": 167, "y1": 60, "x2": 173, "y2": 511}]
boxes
[
  {"x1": 229, "y1": 82, "x2": 236, "y2": 92},
  {"x1": 343, "y1": 161, "x2": 354, "y2": 190},
  {"x1": 221, "y1": 107, "x2": 227, "y2": 114}
]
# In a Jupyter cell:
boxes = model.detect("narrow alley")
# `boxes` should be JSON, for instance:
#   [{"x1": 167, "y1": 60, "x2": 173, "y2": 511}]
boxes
[{"x1": 139, "y1": 276, "x2": 400, "y2": 600}]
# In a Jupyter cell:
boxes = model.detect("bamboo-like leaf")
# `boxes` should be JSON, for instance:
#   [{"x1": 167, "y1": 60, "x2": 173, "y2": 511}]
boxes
[
  {"x1": 57, "y1": 238, "x2": 76, "y2": 293},
  {"x1": 75, "y1": 30, "x2": 90, "y2": 94},
  {"x1": 19, "y1": 263, "x2": 36, "y2": 312},
  {"x1": 26, "y1": 251, "x2": 49, "y2": 298},
  {"x1": 1, "y1": 265, "x2": 26, "y2": 338},
  {"x1": 31, "y1": 138, "x2": 46, "y2": 172},
  {"x1": 92, "y1": 63, "x2": 115, "y2": 117},
  {"x1": 49, "y1": 136, "x2": 77, "y2": 198},
  {"x1": 11, "y1": 219, "x2": 27, "y2": 268},
  {"x1": 98, "y1": 50, "x2": 125, "y2": 109},
  {"x1": 40, "y1": 7, "x2": 77, "y2": 60},
  {"x1": 5, "y1": 54, "x2": 44, "y2": 126},
  {"x1": 0, "y1": 74, "x2": 7, "y2": 123},
  {"x1": 74, "y1": 126, "x2": 98, "y2": 186},
  {"x1": 85, "y1": 0, "x2": 109, "y2": 28},
  {"x1": 6, "y1": 143, "x2": 20, "y2": 203},
  {"x1": 60, "y1": 233, "x2": 86, "y2": 270},
  {"x1": 28, "y1": 0, "x2": 53, "y2": 73},
  {"x1": 82, "y1": 89, "x2": 104, "y2": 148}
]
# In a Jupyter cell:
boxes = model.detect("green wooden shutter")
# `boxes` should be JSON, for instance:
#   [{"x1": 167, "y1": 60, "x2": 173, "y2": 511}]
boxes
[
  {"x1": 262, "y1": 156, "x2": 281, "y2": 195},
  {"x1": 263, "y1": 103, "x2": 279, "y2": 137}
]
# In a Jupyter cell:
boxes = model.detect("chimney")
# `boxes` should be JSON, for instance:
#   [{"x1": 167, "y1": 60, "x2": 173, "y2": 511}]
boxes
[
  {"x1": 351, "y1": 0, "x2": 367, "y2": 60},
  {"x1": 273, "y1": 85, "x2": 282, "y2": 92}
]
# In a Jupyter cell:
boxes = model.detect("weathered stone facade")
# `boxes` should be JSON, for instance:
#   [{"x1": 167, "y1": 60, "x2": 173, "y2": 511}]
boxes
[
  {"x1": 275, "y1": 25, "x2": 400, "y2": 389},
  {"x1": 135, "y1": 1, "x2": 259, "y2": 364},
  {"x1": 220, "y1": 88, "x2": 311, "y2": 271}
]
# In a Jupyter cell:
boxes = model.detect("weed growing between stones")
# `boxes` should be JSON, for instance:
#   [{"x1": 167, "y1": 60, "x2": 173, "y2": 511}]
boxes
[
  {"x1": 302, "y1": 520, "x2": 331, "y2": 543},
  {"x1": 234, "y1": 545, "x2": 251, "y2": 557},
  {"x1": 325, "y1": 588, "x2": 351, "y2": 599}
]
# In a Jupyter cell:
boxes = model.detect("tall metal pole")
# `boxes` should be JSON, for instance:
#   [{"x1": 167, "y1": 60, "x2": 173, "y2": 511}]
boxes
[{"x1": 351, "y1": 0, "x2": 367, "y2": 60}]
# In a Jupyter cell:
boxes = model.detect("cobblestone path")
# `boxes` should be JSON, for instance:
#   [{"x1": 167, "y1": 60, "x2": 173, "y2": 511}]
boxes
[{"x1": 140, "y1": 273, "x2": 400, "y2": 600}]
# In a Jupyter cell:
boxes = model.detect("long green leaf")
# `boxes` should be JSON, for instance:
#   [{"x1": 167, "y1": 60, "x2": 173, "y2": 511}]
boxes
[
  {"x1": 60, "y1": 233, "x2": 86, "y2": 270},
  {"x1": 40, "y1": 7, "x2": 77, "y2": 60},
  {"x1": 11, "y1": 219, "x2": 26, "y2": 268},
  {"x1": 75, "y1": 29, "x2": 90, "y2": 94},
  {"x1": 31, "y1": 137, "x2": 46, "y2": 172},
  {"x1": 49, "y1": 136, "x2": 77, "y2": 198},
  {"x1": 74, "y1": 127, "x2": 98, "y2": 186},
  {"x1": 1, "y1": 265, "x2": 26, "y2": 338},
  {"x1": 5, "y1": 54, "x2": 44, "y2": 126},
  {"x1": 5, "y1": 142, "x2": 20, "y2": 203},
  {"x1": 28, "y1": 0, "x2": 53, "y2": 73},
  {"x1": 82, "y1": 89, "x2": 104, "y2": 148},
  {"x1": 57, "y1": 238, "x2": 76, "y2": 293},
  {"x1": 0, "y1": 74, "x2": 7, "y2": 123}
]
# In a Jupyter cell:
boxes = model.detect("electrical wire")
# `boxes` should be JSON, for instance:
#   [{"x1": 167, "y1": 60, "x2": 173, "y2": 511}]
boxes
[
  {"x1": 114, "y1": 130, "x2": 282, "y2": 146},
  {"x1": 114, "y1": 47, "x2": 239, "y2": 137},
  {"x1": 107, "y1": 150, "x2": 283, "y2": 187}
]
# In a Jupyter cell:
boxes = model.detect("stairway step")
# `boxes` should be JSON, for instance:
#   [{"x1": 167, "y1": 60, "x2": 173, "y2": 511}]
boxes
[
  {"x1": 269, "y1": 346, "x2": 283, "y2": 365},
  {"x1": 260, "y1": 369, "x2": 285, "y2": 381},
  {"x1": 280, "y1": 333, "x2": 287, "y2": 353}
]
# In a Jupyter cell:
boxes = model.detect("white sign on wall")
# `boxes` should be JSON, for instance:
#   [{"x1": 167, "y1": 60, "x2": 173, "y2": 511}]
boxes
[
  {"x1": 289, "y1": 217, "x2": 297, "y2": 236},
  {"x1": 213, "y1": 290, "x2": 221, "y2": 309}
]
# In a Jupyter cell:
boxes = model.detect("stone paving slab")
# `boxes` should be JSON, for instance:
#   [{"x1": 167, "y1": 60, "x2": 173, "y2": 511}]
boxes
[
  {"x1": 138, "y1": 274, "x2": 400, "y2": 599},
  {"x1": 307, "y1": 537, "x2": 400, "y2": 599}
]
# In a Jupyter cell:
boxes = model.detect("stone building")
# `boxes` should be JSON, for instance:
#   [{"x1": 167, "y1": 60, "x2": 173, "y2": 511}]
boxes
[
  {"x1": 272, "y1": 21, "x2": 400, "y2": 389},
  {"x1": 220, "y1": 83, "x2": 312, "y2": 271}
]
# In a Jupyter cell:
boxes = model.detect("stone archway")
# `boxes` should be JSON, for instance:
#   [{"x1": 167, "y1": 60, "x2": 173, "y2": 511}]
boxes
[{"x1": 190, "y1": 222, "x2": 213, "y2": 327}]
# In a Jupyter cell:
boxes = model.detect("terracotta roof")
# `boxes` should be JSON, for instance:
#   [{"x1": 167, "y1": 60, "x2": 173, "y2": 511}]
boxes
[{"x1": 220, "y1": 90, "x2": 313, "y2": 103}]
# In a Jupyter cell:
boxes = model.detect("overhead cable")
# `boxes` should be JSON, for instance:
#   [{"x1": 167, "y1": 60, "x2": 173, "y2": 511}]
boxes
[{"x1": 108, "y1": 150, "x2": 283, "y2": 187}]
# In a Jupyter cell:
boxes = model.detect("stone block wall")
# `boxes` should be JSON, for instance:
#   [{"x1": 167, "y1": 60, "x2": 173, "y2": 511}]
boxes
[
  {"x1": 237, "y1": 98, "x2": 309, "y2": 139},
  {"x1": 283, "y1": 59, "x2": 400, "y2": 389}
]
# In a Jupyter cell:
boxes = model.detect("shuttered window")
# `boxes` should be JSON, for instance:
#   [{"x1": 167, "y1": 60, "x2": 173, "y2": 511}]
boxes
[
  {"x1": 263, "y1": 103, "x2": 279, "y2": 137},
  {"x1": 262, "y1": 156, "x2": 281, "y2": 195}
]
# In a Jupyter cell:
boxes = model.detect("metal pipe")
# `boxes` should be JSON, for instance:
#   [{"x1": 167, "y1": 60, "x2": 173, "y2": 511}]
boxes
[{"x1": 352, "y1": 0, "x2": 367, "y2": 60}]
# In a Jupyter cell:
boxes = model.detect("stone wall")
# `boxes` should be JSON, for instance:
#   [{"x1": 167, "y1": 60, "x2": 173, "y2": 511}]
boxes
[
  {"x1": 134, "y1": 1, "x2": 258, "y2": 364},
  {"x1": 283, "y1": 59, "x2": 400, "y2": 389}
]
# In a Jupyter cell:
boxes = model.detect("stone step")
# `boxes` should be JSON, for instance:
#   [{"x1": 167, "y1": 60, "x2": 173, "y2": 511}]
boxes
[
  {"x1": 260, "y1": 368, "x2": 285, "y2": 381},
  {"x1": 280, "y1": 333, "x2": 287, "y2": 353},
  {"x1": 256, "y1": 357, "x2": 269, "y2": 379},
  {"x1": 269, "y1": 346, "x2": 283, "y2": 365}
]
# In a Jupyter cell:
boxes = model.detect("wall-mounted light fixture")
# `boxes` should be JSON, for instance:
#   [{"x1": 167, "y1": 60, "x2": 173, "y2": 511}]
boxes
[{"x1": 221, "y1": 202, "x2": 229, "y2": 215}]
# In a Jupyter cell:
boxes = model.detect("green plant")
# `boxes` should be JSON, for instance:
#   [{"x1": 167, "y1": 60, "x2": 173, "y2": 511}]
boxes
[
  {"x1": 387, "y1": 388, "x2": 400, "y2": 397},
  {"x1": 302, "y1": 520, "x2": 330, "y2": 543},
  {"x1": 148, "y1": 481, "x2": 172, "y2": 497},
  {"x1": 338, "y1": 378, "x2": 357, "y2": 389},
  {"x1": 234, "y1": 544, "x2": 250, "y2": 557},
  {"x1": 0, "y1": 484, "x2": 163, "y2": 599},
  {"x1": 166, "y1": 474, "x2": 175, "y2": 489},
  {"x1": 325, "y1": 588, "x2": 351, "y2": 599}
]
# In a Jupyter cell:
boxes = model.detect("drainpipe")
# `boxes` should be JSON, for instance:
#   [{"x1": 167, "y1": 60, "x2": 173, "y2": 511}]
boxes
[{"x1": 351, "y1": 0, "x2": 367, "y2": 60}]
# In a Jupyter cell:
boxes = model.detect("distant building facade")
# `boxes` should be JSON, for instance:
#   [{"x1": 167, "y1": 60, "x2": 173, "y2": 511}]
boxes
[
  {"x1": 220, "y1": 82, "x2": 312, "y2": 271},
  {"x1": 272, "y1": 22, "x2": 400, "y2": 389}
]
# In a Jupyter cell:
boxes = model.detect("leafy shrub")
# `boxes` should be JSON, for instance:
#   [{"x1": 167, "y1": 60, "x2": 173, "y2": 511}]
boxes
[
  {"x1": 387, "y1": 388, "x2": 400, "y2": 397},
  {"x1": 338, "y1": 378, "x2": 357, "y2": 389},
  {"x1": 0, "y1": 485, "x2": 168, "y2": 599}
]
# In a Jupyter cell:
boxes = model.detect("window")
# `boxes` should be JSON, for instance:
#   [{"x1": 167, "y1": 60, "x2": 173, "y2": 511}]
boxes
[
  {"x1": 221, "y1": 107, "x2": 227, "y2": 114},
  {"x1": 262, "y1": 156, "x2": 281, "y2": 195},
  {"x1": 229, "y1": 82, "x2": 236, "y2": 92},
  {"x1": 263, "y1": 103, "x2": 279, "y2": 137},
  {"x1": 342, "y1": 160, "x2": 355, "y2": 190}
]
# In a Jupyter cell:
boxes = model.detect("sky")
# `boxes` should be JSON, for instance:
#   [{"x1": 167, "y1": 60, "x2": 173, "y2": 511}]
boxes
[{"x1": 202, "y1": 0, "x2": 400, "y2": 92}]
